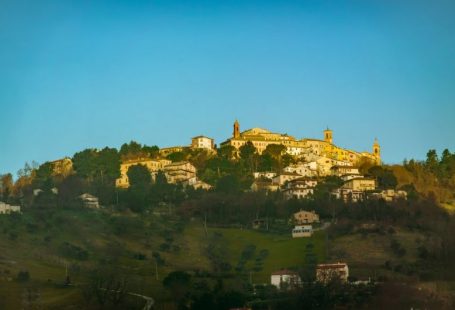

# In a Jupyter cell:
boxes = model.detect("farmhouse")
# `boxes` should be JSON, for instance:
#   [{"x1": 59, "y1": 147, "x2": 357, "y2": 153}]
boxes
[
  {"x1": 316, "y1": 263, "x2": 349, "y2": 284},
  {"x1": 270, "y1": 270, "x2": 301, "y2": 289},
  {"x1": 293, "y1": 210, "x2": 320, "y2": 224}
]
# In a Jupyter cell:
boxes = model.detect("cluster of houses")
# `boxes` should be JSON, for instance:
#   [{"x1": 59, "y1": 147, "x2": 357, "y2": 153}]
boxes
[
  {"x1": 271, "y1": 262, "x2": 350, "y2": 289},
  {"x1": 0, "y1": 201, "x2": 21, "y2": 214},
  {"x1": 251, "y1": 160, "x2": 407, "y2": 203}
]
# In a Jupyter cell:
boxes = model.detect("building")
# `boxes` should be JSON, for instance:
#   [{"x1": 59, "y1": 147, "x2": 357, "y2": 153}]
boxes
[
  {"x1": 293, "y1": 210, "x2": 320, "y2": 224},
  {"x1": 182, "y1": 177, "x2": 213, "y2": 190},
  {"x1": 79, "y1": 193, "x2": 99, "y2": 209},
  {"x1": 116, "y1": 158, "x2": 172, "y2": 188},
  {"x1": 369, "y1": 189, "x2": 408, "y2": 202},
  {"x1": 159, "y1": 146, "x2": 187, "y2": 157},
  {"x1": 191, "y1": 136, "x2": 215, "y2": 150},
  {"x1": 316, "y1": 263, "x2": 349, "y2": 284},
  {"x1": 283, "y1": 162, "x2": 316, "y2": 177},
  {"x1": 221, "y1": 121, "x2": 381, "y2": 165},
  {"x1": 251, "y1": 179, "x2": 280, "y2": 192},
  {"x1": 253, "y1": 172, "x2": 277, "y2": 180},
  {"x1": 0, "y1": 202, "x2": 21, "y2": 214},
  {"x1": 50, "y1": 157, "x2": 73, "y2": 177},
  {"x1": 342, "y1": 177, "x2": 376, "y2": 191},
  {"x1": 272, "y1": 172, "x2": 302, "y2": 186},
  {"x1": 292, "y1": 225, "x2": 313, "y2": 238},
  {"x1": 163, "y1": 161, "x2": 197, "y2": 184},
  {"x1": 271, "y1": 270, "x2": 301, "y2": 289},
  {"x1": 330, "y1": 165, "x2": 360, "y2": 177},
  {"x1": 282, "y1": 178, "x2": 318, "y2": 200}
]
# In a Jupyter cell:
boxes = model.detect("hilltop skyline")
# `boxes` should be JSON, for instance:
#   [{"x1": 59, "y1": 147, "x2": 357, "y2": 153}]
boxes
[{"x1": 1, "y1": 0, "x2": 455, "y2": 175}]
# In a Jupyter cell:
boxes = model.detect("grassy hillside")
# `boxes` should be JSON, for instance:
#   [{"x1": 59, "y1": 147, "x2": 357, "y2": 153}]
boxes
[{"x1": 0, "y1": 209, "x2": 326, "y2": 309}]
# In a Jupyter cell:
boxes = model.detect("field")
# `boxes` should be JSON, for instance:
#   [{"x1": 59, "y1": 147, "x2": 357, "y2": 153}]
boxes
[{"x1": 0, "y1": 209, "x2": 326, "y2": 308}]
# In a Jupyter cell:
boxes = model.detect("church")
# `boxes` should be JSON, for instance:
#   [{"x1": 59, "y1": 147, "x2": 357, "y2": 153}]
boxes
[{"x1": 220, "y1": 120, "x2": 381, "y2": 165}]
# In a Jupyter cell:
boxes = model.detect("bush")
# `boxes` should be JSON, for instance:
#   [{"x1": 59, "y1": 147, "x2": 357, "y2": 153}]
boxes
[
  {"x1": 17, "y1": 270, "x2": 30, "y2": 282},
  {"x1": 59, "y1": 242, "x2": 89, "y2": 260}
]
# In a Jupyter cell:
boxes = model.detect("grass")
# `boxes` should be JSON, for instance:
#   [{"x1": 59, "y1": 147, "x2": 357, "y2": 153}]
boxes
[{"x1": 183, "y1": 223, "x2": 326, "y2": 283}]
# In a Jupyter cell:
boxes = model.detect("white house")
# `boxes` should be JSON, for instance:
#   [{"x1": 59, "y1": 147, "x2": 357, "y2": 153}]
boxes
[
  {"x1": 191, "y1": 136, "x2": 215, "y2": 150},
  {"x1": 271, "y1": 270, "x2": 301, "y2": 289},
  {"x1": 283, "y1": 162, "x2": 316, "y2": 177},
  {"x1": 253, "y1": 172, "x2": 277, "y2": 180},
  {"x1": 282, "y1": 178, "x2": 318, "y2": 200},
  {"x1": 272, "y1": 172, "x2": 302, "y2": 186},
  {"x1": 79, "y1": 193, "x2": 100, "y2": 209},
  {"x1": 292, "y1": 225, "x2": 313, "y2": 238},
  {"x1": 0, "y1": 202, "x2": 21, "y2": 214}
]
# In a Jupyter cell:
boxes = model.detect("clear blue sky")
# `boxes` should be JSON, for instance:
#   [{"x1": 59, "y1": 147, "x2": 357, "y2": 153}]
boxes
[{"x1": 1, "y1": 0, "x2": 455, "y2": 176}]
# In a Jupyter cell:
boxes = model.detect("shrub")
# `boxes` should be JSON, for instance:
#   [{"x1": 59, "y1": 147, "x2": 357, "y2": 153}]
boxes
[{"x1": 17, "y1": 270, "x2": 30, "y2": 282}]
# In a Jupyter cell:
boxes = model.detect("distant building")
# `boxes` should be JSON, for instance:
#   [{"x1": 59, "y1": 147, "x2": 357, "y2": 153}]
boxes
[
  {"x1": 116, "y1": 158, "x2": 171, "y2": 188},
  {"x1": 0, "y1": 202, "x2": 21, "y2": 214},
  {"x1": 253, "y1": 172, "x2": 277, "y2": 180},
  {"x1": 293, "y1": 210, "x2": 320, "y2": 224},
  {"x1": 282, "y1": 178, "x2": 318, "y2": 200},
  {"x1": 316, "y1": 263, "x2": 349, "y2": 284},
  {"x1": 221, "y1": 120, "x2": 381, "y2": 165},
  {"x1": 163, "y1": 161, "x2": 197, "y2": 184},
  {"x1": 369, "y1": 189, "x2": 407, "y2": 202},
  {"x1": 191, "y1": 136, "x2": 215, "y2": 150},
  {"x1": 271, "y1": 270, "x2": 301, "y2": 289},
  {"x1": 79, "y1": 193, "x2": 100, "y2": 209},
  {"x1": 342, "y1": 177, "x2": 376, "y2": 191},
  {"x1": 182, "y1": 177, "x2": 212, "y2": 190},
  {"x1": 330, "y1": 165, "x2": 360, "y2": 177},
  {"x1": 283, "y1": 162, "x2": 316, "y2": 177},
  {"x1": 251, "y1": 179, "x2": 280, "y2": 192},
  {"x1": 159, "y1": 146, "x2": 187, "y2": 157},
  {"x1": 272, "y1": 172, "x2": 302, "y2": 186},
  {"x1": 292, "y1": 225, "x2": 313, "y2": 238}
]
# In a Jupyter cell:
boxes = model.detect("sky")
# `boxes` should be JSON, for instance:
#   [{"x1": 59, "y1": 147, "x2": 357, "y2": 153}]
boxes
[{"x1": 1, "y1": 0, "x2": 455, "y2": 176}]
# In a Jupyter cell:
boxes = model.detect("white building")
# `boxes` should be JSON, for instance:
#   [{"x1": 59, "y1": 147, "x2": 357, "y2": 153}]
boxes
[
  {"x1": 253, "y1": 172, "x2": 277, "y2": 180},
  {"x1": 0, "y1": 202, "x2": 21, "y2": 214},
  {"x1": 191, "y1": 136, "x2": 215, "y2": 150},
  {"x1": 330, "y1": 165, "x2": 360, "y2": 177},
  {"x1": 271, "y1": 270, "x2": 301, "y2": 289},
  {"x1": 292, "y1": 225, "x2": 313, "y2": 238},
  {"x1": 272, "y1": 172, "x2": 302, "y2": 186},
  {"x1": 283, "y1": 162, "x2": 316, "y2": 177},
  {"x1": 79, "y1": 193, "x2": 100, "y2": 209},
  {"x1": 163, "y1": 161, "x2": 197, "y2": 184},
  {"x1": 282, "y1": 178, "x2": 318, "y2": 200}
]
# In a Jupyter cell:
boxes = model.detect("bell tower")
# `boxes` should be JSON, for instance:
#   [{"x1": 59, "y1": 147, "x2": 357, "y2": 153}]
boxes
[
  {"x1": 233, "y1": 119, "x2": 240, "y2": 138},
  {"x1": 323, "y1": 127, "x2": 333, "y2": 144},
  {"x1": 373, "y1": 138, "x2": 381, "y2": 164}
]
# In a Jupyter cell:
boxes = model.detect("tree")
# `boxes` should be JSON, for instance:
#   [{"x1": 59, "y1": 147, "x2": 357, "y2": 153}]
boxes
[
  {"x1": 216, "y1": 175, "x2": 241, "y2": 194},
  {"x1": 0, "y1": 173, "x2": 13, "y2": 202},
  {"x1": 127, "y1": 164, "x2": 151, "y2": 188},
  {"x1": 239, "y1": 141, "x2": 256, "y2": 161},
  {"x1": 163, "y1": 271, "x2": 192, "y2": 307},
  {"x1": 368, "y1": 166, "x2": 398, "y2": 189},
  {"x1": 218, "y1": 145, "x2": 236, "y2": 160},
  {"x1": 119, "y1": 140, "x2": 143, "y2": 158},
  {"x1": 167, "y1": 152, "x2": 186, "y2": 162},
  {"x1": 426, "y1": 149, "x2": 439, "y2": 173}
]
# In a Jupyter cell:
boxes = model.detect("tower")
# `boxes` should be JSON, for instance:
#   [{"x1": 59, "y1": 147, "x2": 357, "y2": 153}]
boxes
[
  {"x1": 323, "y1": 127, "x2": 333, "y2": 144},
  {"x1": 373, "y1": 138, "x2": 381, "y2": 164},
  {"x1": 233, "y1": 119, "x2": 240, "y2": 138}
]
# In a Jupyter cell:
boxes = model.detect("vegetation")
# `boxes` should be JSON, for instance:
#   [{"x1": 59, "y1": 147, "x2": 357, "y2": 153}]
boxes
[{"x1": 1, "y1": 144, "x2": 455, "y2": 308}]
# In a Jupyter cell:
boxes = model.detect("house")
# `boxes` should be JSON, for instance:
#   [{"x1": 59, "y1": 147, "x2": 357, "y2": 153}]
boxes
[
  {"x1": 252, "y1": 218, "x2": 267, "y2": 229},
  {"x1": 251, "y1": 179, "x2": 279, "y2": 192},
  {"x1": 342, "y1": 177, "x2": 376, "y2": 191},
  {"x1": 116, "y1": 158, "x2": 171, "y2": 188},
  {"x1": 272, "y1": 172, "x2": 302, "y2": 186},
  {"x1": 283, "y1": 162, "x2": 316, "y2": 177},
  {"x1": 330, "y1": 165, "x2": 360, "y2": 177},
  {"x1": 292, "y1": 225, "x2": 313, "y2": 238},
  {"x1": 0, "y1": 202, "x2": 21, "y2": 214},
  {"x1": 79, "y1": 193, "x2": 99, "y2": 209},
  {"x1": 159, "y1": 146, "x2": 187, "y2": 157},
  {"x1": 163, "y1": 161, "x2": 197, "y2": 184},
  {"x1": 332, "y1": 188, "x2": 366, "y2": 202},
  {"x1": 369, "y1": 189, "x2": 407, "y2": 202},
  {"x1": 253, "y1": 172, "x2": 277, "y2": 180},
  {"x1": 191, "y1": 136, "x2": 215, "y2": 150},
  {"x1": 293, "y1": 210, "x2": 319, "y2": 224},
  {"x1": 182, "y1": 177, "x2": 212, "y2": 190},
  {"x1": 282, "y1": 177, "x2": 318, "y2": 200},
  {"x1": 270, "y1": 270, "x2": 301, "y2": 289},
  {"x1": 316, "y1": 263, "x2": 349, "y2": 284}
]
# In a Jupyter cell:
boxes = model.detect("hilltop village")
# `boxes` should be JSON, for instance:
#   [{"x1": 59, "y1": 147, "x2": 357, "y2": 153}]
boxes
[
  {"x1": 2, "y1": 121, "x2": 455, "y2": 309},
  {"x1": 57, "y1": 120, "x2": 397, "y2": 203}
]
